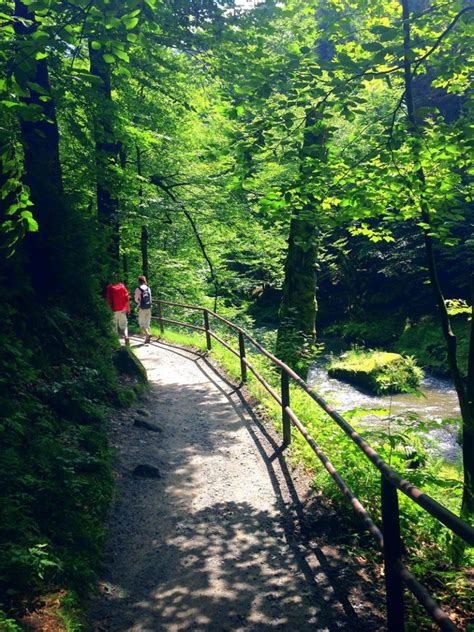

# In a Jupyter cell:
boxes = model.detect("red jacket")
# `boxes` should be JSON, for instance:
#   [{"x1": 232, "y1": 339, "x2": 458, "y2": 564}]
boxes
[{"x1": 106, "y1": 283, "x2": 130, "y2": 312}]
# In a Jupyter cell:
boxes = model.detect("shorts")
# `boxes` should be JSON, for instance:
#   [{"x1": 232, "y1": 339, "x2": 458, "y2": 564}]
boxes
[
  {"x1": 113, "y1": 310, "x2": 128, "y2": 332},
  {"x1": 138, "y1": 308, "x2": 151, "y2": 330}
]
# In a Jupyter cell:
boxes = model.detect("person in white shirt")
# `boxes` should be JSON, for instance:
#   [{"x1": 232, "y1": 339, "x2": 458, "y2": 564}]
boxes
[{"x1": 134, "y1": 275, "x2": 152, "y2": 344}]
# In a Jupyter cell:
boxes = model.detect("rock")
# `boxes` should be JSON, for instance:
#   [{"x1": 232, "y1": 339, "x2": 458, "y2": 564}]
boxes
[
  {"x1": 133, "y1": 464, "x2": 161, "y2": 478},
  {"x1": 136, "y1": 408, "x2": 151, "y2": 417},
  {"x1": 134, "y1": 418, "x2": 162, "y2": 432},
  {"x1": 113, "y1": 347, "x2": 148, "y2": 383},
  {"x1": 327, "y1": 350, "x2": 423, "y2": 395}
]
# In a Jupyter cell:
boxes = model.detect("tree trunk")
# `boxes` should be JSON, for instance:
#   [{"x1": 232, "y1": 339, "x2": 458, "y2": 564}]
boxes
[
  {"x1": 276, "y1": 111, "x2": 326, "y2": 368},
  {"x1": 136, "y1": 144, "x2": 149, "y2": 279},
  {"x1": 89, "y1": 42, "x2": 120, "y2": 270},
  {"x1": 13, "y1": 1, "x2": 67, "y2": 298},
  {"x1": 463, "y1": 276, "x2": 474, "y2": 519},
  {"x1": 401, "y1": 0, "x2": 473, "y2": 525},
  {"x1": 141, "y1": 225, "x2": 149, "y2": 279}
]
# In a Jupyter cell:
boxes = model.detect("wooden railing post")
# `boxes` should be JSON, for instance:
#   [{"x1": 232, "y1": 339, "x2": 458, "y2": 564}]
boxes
[
  {"x1": 281, "y1": 369, "x2": 291, "y2": 447},
  {"x1": 156, "y1": 300, "x2": 164, "y2": 336},
  {"x1": 381, "y1": 475, "x2": 405, "y2": 632},
  {"x1": 203, "y1": 309, "x2": 212, "y2": 351},
  {"x1": 238, "y1": 331, "x2": 247, "y2": 383}
]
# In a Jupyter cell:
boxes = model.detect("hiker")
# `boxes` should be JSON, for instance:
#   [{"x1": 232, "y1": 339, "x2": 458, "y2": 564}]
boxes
[
  {"x1": 134, "y1": 275, "x2": 152, "y2": 344},
  {"x1": 105, "y1": 279, "x2": 130, "y2": 346}
]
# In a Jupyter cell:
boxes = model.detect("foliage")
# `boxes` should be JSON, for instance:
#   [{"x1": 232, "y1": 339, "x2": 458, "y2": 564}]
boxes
[
  {"x1": 396, "y1": 316, "x2": 470, "y2": 377},
  {"x1": 0, "y1": 610, "x2": 23, "y2": 631},
  {"x1": 323, "y1": 314, "x2": 407, "y2": 348},
  {"x1": 0, "y1": 297, "x2": 140, "y2": 616}
]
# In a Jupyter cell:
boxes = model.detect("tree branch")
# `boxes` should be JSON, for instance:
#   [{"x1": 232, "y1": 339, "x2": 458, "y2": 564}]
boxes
[{"x1": 149, "y1": 175, "x2": 219, "y2": 310}]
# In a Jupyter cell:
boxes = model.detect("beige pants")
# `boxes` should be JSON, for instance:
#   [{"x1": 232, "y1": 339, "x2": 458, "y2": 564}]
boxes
[
  {"x1": 138, "y1": 308, "x2": 151, "y2": 331},
  {"x1": 113, "y1": 310, "x2": 128, "y2": 334}
]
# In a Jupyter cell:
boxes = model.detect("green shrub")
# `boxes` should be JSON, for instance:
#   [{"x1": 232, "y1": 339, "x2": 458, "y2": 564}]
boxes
[
  {"x1": 395, "y1": 316, "x2": 469, "y2": 377},
  {"x1": 323, "y1": 314, "x2": 406, "y2": 347}
]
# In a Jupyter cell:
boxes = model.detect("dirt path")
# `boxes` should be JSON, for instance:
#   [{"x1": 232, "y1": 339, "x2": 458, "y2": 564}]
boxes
[{"x1": 90, "y1": 338, "x2": 384, "y2": 631}]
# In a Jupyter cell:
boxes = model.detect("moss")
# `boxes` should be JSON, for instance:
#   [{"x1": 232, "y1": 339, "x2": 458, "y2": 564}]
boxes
[{"x1": 327, "y1": 349, "x2": 423, "y2": 394}]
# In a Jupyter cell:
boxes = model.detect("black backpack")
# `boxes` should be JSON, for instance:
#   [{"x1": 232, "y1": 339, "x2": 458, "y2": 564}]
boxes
[{"x1": 139, "y1": 286, "x2": 152, "y2": 309}]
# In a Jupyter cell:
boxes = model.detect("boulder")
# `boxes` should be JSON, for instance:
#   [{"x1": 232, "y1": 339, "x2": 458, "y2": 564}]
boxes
[
  {"x1": 113, "y1": 347, "x2": 147, "y2": 384},
  {"x1": 328, "y1": 350, "x2": 423, "y2": 395}
]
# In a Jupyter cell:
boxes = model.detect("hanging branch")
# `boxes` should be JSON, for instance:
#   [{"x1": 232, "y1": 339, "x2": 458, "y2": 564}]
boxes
[{"x1": 150, "y1": 175, "x2": 219, "y2": 311}]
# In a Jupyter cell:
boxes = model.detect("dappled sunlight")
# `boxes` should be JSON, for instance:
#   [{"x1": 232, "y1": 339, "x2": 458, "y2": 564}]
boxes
[{"x1": 91, "y1": 342, "x2": 384, "y2": 631}]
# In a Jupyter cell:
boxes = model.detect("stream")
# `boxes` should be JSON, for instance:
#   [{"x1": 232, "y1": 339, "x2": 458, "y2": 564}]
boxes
[{"x1": 307, "y1": 342, "x2": 462, "y2": 464}]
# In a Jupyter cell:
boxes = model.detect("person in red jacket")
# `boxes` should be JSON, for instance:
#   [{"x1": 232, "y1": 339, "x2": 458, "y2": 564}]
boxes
[{"x1": 105, "y1": 280, "x2": 130, "y2": 346}]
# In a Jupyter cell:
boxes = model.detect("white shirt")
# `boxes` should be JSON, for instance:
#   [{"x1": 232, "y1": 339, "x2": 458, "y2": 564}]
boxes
[{"x1": 134, "y1": 284, "x2": 152, "y2": 308}]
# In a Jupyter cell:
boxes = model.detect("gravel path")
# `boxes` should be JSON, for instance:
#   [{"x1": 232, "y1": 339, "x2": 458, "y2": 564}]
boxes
[{"x1": 90, "y1": 338, "x2": 384, "y2": 631}]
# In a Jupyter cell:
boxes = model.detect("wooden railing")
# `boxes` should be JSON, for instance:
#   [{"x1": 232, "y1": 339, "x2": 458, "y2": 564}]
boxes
[{"x1": 153, "y1": 299, "x2": 474, "y2": 632}]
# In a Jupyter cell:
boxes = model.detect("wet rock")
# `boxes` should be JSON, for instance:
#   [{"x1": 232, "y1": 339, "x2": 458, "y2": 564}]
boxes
[
  {"x1": 133, "y1": 464, "x2": 161, "y2": 478},
  {"x1": 134, "y1": 418, "x2": 162, "y2": 432}
]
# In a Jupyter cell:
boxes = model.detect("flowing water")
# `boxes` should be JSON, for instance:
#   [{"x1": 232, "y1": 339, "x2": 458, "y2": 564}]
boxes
[{"x1": 307, "y1": 342, "x2": 462, "y2": 463}]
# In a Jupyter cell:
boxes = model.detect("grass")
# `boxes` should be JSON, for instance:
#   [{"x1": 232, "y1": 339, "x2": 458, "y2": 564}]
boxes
[
  {"x1": 58, "y1": 591, "x2": 85, "y2": 631},
  {"x1": 152, "y1": 323, "x2": 472, "y2": 627}
]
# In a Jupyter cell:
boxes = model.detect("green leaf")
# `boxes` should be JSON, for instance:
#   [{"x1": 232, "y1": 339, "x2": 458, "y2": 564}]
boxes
[
  {"x1": 26, "y1": 81, "x2": 49, "y2": 95},
  {"x1": 91, "y1": 41, "x2": 102, "y2": 50},
  {"x1": 122, "y1": 16, "x2": 139, "y2": 29},
  {"x1": 20, "y1": 211, "x2": 38, "y2": 232},
  {"x1": 371, "y1": 25, "x2": 399, "y2": 41},
  {"x1": 114, "y1": 50, "x2": 130, "y2": 62},
  {"x1": 362, "y1": 42, "x2": 383, "y2": 52},
  {"x1": 102, "y1": 54, "x2": 115, "y2": 64}
]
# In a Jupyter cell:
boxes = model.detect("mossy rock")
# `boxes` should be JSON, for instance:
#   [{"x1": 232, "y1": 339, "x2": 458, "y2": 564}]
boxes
[
  {"x1": 327, "y1": 350, "x2": 423, "y2": 395},
  {"x1": 113, "y1": 347, "x2": 147, "y2": 384}
]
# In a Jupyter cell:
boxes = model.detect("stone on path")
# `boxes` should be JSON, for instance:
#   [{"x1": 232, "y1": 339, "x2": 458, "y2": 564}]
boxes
[
  {"x1": 133, "y1": 417, "x2": 162, "y2": 432},
  {"x1": 132, "y1": 464, "x2": 161, "y2": 478}
]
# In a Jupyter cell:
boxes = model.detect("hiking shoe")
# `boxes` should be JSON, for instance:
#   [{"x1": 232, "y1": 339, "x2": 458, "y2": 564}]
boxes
[
  {"x1": 145, "y1": 334, "x2": 152, "y2": 344},
  {"x1": 124, "y1": 337, "x2": 130, "y2": 346}
]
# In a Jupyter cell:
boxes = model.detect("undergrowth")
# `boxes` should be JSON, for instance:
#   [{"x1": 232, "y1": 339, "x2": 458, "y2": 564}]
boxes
[
  {"x1": 153, "y1": 323, "x2": 473, "y2": 628},
  {"x1": 0, "y1": 298, "x2": 143, "y2": 629},
  {"x1": 395, "y1": 316, "x2": 470, "y2": 378}
]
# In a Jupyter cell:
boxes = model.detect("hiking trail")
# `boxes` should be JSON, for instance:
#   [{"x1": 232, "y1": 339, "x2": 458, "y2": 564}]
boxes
[{"x1": 91, "y1": 338, "x2": 384, "y2": 631}]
